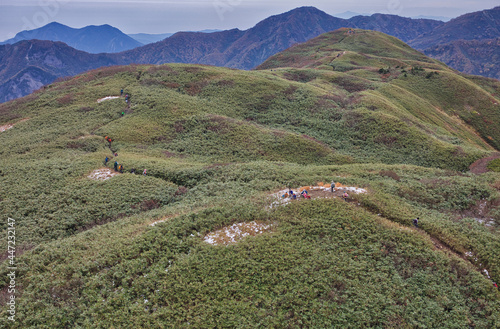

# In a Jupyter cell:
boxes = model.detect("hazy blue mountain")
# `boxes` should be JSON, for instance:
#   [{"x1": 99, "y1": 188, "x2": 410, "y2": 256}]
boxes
[
  {"x1": 128, "y1": 30, "x2": 221, "y2": 44},
  {"x1": 0, "y1": 22, "x2": 143, "y2": 53},
  {"x1": 127, "y1": 33, "x2": 174, "y2": 44},
  {"x1": 411, "y1": 15, "x2": 451, "y2": 22},
  {"x1": 334, "y1": 11, "x2": 364, "y2": 19}
]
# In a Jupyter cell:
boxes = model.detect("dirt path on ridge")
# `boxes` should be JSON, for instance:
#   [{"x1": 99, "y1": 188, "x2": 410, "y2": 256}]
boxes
[{"x1": 469, "y1": 152, "x2": 500, "y2": 174}]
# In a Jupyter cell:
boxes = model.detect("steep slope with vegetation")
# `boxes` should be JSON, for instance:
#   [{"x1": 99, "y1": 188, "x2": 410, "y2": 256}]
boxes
[
  {"x1": 0, "y1": 29, "x2": 499, "y2": 328},
  {"x1": 424, "y1": 38, "x2": 500, "y2": 80},
  {"x1": 409, "y1": 6, "x2": 500, "y2": 50},
  {"x1": 257, "y1": 29, "x2": 500, "y2": 152},
  {"x1": 0, "y1": 40, "x2": 119, "y2": 102}
]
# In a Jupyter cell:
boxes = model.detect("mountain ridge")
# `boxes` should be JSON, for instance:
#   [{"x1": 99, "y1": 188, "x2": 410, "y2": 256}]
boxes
[
  {"x1": 409, "y1": 6, "x2": 500, "y2": 49},
  {"x1": 0, "y1": 22, "x2": 143, "y2": 53}
]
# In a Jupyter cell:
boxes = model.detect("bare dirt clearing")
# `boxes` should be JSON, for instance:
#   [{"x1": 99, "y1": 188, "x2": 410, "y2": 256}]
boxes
[
  {"x1": 203, "y1": 221, "x2": 273, "y2": 246},
  {"x1": 87, "y1": 168, "x2": 119, "y2": 181},
  {"x1": 97, "y1": 96, "x2": 121, "y2": 103}
]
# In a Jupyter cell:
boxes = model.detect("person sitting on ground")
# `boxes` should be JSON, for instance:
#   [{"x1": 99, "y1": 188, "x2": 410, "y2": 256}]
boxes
[
  {"x1": 342, "y1": 192, "x2": 349, "y2": 201},
  {"x1": 282, "y1": 192, "x2": 289, "y2": 199},
  {"x1": 130, "y1": 168, "x2": 136, "y2": 174},
  {"x1": 301, "y1": 190, "x2": 311, "y2": 199}
]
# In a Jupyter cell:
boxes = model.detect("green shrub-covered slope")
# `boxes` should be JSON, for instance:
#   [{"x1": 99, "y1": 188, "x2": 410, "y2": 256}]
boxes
[{"x1": 0, "y1": 29, "x2": 499, "y2": 328}]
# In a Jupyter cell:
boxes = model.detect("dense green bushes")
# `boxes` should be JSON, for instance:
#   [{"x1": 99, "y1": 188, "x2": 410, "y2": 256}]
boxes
[{"x1": 1, "y1": 199, "x2": 498, "y2": 328}]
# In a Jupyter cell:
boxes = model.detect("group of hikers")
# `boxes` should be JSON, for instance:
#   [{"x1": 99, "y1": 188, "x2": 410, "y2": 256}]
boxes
[
  {"x1": 282, "y1": 189, "x2": 311, "y2": 200},
  {"x1": 282, "y1": 181, "x2": 349, "y2": 201},
  {"x1": 103, "y1": 135, "x2": 146, "y2": 176},
  {"x1": 104, "y1": 155, "x2": 146, "y2": 175},
  {"x1": 120, "y1": 89, "x2": 131, "y2": 105}
]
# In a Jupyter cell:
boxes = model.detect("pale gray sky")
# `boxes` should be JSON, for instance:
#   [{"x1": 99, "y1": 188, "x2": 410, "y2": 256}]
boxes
[{"x1": 0, "y1": 0, "x2": 498, "y2": 41}]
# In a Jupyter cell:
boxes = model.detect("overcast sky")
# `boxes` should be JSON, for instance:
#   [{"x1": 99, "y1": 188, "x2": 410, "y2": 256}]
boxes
[{"x1": 0, "y1": 0, "x2": 498, "y2": 41}]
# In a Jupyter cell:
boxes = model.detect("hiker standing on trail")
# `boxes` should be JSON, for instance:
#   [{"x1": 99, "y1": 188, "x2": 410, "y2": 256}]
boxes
[
  {"x1": 118, "y1": 164, "x2": 123, "y2": 173},
  {"x1": 413, "y1": 217, "x2": 419, "y2": 228},
  {"x1": 342, "y1": 192, "x2": 349, "y2": 201},
  {"x1": 143, "y1": 169, "x2": 147, "y2": 176},
  {"x1": 120, "y1": 89, "x2": 123, "y2": 96},
  {"x1": 106, "y1": 137, "x2": 112, "y2": 148},
  {"x1": 104, "y1": 157, "x2": 109, "y2": 166},
  {"x1": 331, "y1": 181, "x2": 336, "y2": 193},
  {"x1": 114, "y1": 161, "x2": 118, "y2": 172}
]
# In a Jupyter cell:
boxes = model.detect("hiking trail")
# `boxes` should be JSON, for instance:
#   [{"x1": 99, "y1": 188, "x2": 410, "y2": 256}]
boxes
[
  {"x1": 469, "y1": 152, "x2": 500, "y2": 174},
  {"x1": 0, "y1": 118, "x2": 29, "y2": 132}
]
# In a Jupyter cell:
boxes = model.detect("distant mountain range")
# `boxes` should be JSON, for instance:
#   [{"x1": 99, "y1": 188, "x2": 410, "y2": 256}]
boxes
[
  {"x1": 126, "y1": 33, "x2": 174, "y2": 45},
  {"x1": 0, "y1": 23, "x2": 224, "y2": 51},
  {"x1": 0, "y1": 6, "x2": 499, "y2": 103},
  {"x1": 0, "y1": 22, "x2": 143, "y2": 53}
]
